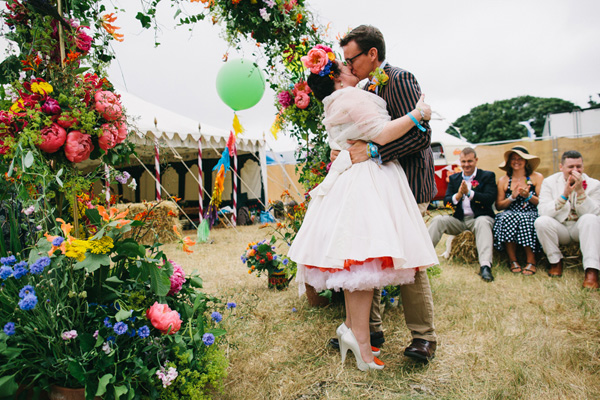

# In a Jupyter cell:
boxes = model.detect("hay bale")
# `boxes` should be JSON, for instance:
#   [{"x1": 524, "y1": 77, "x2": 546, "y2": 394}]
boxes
[
  {"x1": 449, "y1": 231, "x2": 479, "y2": 264},
  {"x1": 116, "y1": 201, "x2": 182, "y2": 245}
]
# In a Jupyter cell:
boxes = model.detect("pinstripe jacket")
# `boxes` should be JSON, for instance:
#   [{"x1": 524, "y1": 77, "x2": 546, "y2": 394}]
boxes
[{"x1": 364, "y1": 64, "x2": 437, "y2": 204}]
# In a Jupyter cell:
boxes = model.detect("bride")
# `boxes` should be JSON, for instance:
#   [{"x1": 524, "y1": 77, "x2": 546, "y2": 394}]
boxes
[{"x1": 287, "y1": 44, "x2": 438, "y2": 372}]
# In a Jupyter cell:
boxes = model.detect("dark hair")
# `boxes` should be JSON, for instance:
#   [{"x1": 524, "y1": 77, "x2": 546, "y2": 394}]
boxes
[
  {"x1": 460, "y1": 147, "x2": 477, "y2": 158},
  {"x1": 306, "y1": 61, "x2": 341, "y2": 102},
  {"x1": 561, "y1": 150, "x2": 583, "y2": 163},
  {"x1": 506, "y1": 152, "x2": 534, "y2": 176},
  {"x1": 339, "y1": 25, "x2": 386, "y2": 61}
]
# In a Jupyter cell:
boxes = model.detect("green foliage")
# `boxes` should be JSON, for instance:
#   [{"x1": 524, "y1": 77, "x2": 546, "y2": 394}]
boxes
[{"x1": 448, "y1": 95, "x2": 578, "y2": 143}]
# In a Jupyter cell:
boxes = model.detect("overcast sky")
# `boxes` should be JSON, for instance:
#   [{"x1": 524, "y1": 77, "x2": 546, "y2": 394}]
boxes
[{"x1": 18, "y1": 1, "x2": 600, "y2": 150}]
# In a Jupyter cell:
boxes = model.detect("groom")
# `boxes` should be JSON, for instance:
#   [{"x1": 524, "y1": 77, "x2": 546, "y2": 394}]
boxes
[{"x1": 333, "y1": 25, "x2": 437, "y2": 362}]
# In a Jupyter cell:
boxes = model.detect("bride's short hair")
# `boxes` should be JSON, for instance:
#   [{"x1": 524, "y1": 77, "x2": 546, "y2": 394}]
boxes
[{"x1": 307, "y1": 61, "x2": 341, "y2": 101}]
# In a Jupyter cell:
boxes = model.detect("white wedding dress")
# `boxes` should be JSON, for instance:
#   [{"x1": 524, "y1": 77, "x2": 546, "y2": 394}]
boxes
[{"x1": 288, "y1": 87, "x2": 439, "y2": 295}]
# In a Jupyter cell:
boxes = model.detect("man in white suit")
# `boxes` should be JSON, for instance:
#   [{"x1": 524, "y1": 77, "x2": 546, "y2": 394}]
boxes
[{"x1": 535, "y1": 150, "x2": 600, "y2": 289}]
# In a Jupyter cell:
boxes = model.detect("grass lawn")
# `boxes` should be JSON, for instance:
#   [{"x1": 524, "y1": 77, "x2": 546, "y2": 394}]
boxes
[{"x1": 162, "y1": 223, "x2": 600, "y2": 400}]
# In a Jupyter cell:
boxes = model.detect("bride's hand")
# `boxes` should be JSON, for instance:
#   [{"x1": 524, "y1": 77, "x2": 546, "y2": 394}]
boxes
[{"x1": 415, "y1": 94, "x2": 431, "y2": 121}]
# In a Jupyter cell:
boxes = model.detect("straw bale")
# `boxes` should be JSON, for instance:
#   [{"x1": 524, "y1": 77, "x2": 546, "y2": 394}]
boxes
[
  {"x1": 449, "y1": 231, "x2": 479, "y2": 264},
  {"x1": 116, "y1": 201, "x2": 182, "y2": 245}
]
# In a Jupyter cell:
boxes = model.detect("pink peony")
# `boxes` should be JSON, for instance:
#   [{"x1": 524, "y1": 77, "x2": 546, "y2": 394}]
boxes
[
  {"x1": 115, "y1": 119, "x2": 128, "y2": 143},
  {"x1": 98, "y1": 123, "x2": 118, "y2": 150},
  {"x1": 38, "y1": 123, "x2": 67, "y2": 153},
  {"x1": 301, "y1": 48, "x2": 328, "y2": 74},
  {"x1": 277, "y1": 91, "x2": 293, "y2": 108},
  {"x1": 292, "y1": 81, "x2": 311, "y2": 96},
  {"x1": 56, "y1": 112, "x2": 77, "y2": 129},
  {"x1": 294, "y1": 92, "x2": 310, "y2": 109},
  {"x1": 146, "y1": 302, "x2": 182, "y2": 335},
  {"x1": 314, "y1": 44, "x2": 333, "y2": 54},
  {"x1": 64, "y1": 130, "x2": 93, "y2": 163},
  {"x1": 168, "y1": 260, "x2": 187, "y2": 296},
  {"x1": 41, "y1": 97, "x2": 61, "y2": 114},
  {"x1": 94, "y1": 91, "x2": 122, "y2": 121}
]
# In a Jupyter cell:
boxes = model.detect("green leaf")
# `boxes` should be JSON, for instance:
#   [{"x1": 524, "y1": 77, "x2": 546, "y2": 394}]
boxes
[
  {"x1": 0, "y1": 373, "x2": 18, "y2": 396},
  {"x1": 79, "y1": 333, "x2": 96, "y2": 352},
  {"x1": 95, "y1": 374, "x2": 114, "y2": 397},
  {"x1": 68, "y1": 360, "x2": 86, "y2": 383},
  {"x1": 23, "y1": 151, "x2": 34, "y2": 168},
  {"x1": 135, "y1": 12, "x2": 152, "y2": 29},
  {"x1": 207, "y1": 328, "x2": 227, "y2": 337},
  {"x1": 115, "y1": 308, "x2": 132, "y2": 322},
  {"x1": 189, "y1": 276, "x2": 203, "y2": 288},
  {"x1": 192, "y1": 292, "x2": 207, "y2": 314},
  {"x1": 74, "y1": 253, "x2": 110, "y2": 272},
  {"x1": 114, "y1": 385, "x2": 128, "y2": 400},
  {"x1": 116, "y1": 239, "x2": 145, "y2": 258},
  {"x1": 105, "y1": 276, "x2": 124, "y2": 283},
  {"x1": 85, "y1": 208, "x2": 103, "y2": 227},
  {"x1": 147, "y1": 262, "x2": 171, "y2": 297}
]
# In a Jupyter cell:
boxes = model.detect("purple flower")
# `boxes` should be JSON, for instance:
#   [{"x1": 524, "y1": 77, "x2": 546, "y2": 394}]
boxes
[
  {"x1": 1, "y1": 255, "x2": 17, "y2": 266},
  {"x1": 3, "y1": 322, "x2": 15, "y2": 336},
  {"x1": 22, "y1": 205, "x2": 35, "y2": 215},
  {"x1": 13, "y1": 266, "x2": 27, "y2": 279},
  {"x1": 0, "y1": 266, "x2": 13, "y2": 279},
  {"x1": 226, "y1": 302, "x2": 237, "y2": 309},
  {"x1": 18, "y1": 294, "x2": 38, "y2": 310},
  {"x1": 103, "y1": 317, "x2": 112, "y2": 328},
  {"x1": 282, "y1": 259, "x2": 289, "y2": 266},
  {"x1": 115, "y1": 171, "x2": 130, "y2": 184},
  {"x1": 127, "y1": 328, "x2": 136, "y2": 337},
  {"x1": 19, "y1": 285, "x2": 35, "y2": 298},
  {"x1": 202, "y1": 333, "x2": 215, "y2": 346},
  {"x1": 52, "y1": 236, "x2": 64, "y2": 246},
  {"x1": 263, "y1": 0, "x2": 276, "y2": 7},
  {"x1": 93, "y1": 330, "x2": 99, "y2": 339},
  {"x1": 211, "y1": 312, "x2": 222, "y2": 323},
  {"x1": 41, "y1": 97, "x2": 61, "y2": 114},
  {"x1": 292, "y1": 307, "x2": 297, "y2": 312},
  {"x1": 113, "y1": 321, "x2": 128, "y2": 335},
  {"x1": 61, "y1": 330, "x2": 78, "y2": 340},
  {"x1": 138, "y1": 325, "x2": 150, "y2": 338},
  {"x1": 30, "y1": 257, "x2": 50, "y2": 275},
  {"x1": 277, "y1": 91, "x2": 293, "y2": 108}
]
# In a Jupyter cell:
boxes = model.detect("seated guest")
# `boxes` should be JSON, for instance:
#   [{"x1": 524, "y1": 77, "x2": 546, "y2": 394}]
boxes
[
  {"x1": 535, "y1": 150, "x2": 600, "y2": 289},
  {"x1": 429, "y1": 147, "x2": 497, "y2": 282},
  {"x1": 493, "y1": 146, "x2": 544, "y2": 275}
]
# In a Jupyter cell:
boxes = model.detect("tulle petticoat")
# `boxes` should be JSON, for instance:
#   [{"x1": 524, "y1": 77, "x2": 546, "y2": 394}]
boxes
[{"x1": 296, "y1": 258, "x2": 419, "y2": 296}]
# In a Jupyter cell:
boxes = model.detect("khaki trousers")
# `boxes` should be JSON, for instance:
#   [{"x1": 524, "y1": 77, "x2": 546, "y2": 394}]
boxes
[
  {"x1": 428, "y1": 214, "x2": 494, "y2": 267},
  {"x1": 369, "y1": 202, "x2": 437, "y2": 342}
]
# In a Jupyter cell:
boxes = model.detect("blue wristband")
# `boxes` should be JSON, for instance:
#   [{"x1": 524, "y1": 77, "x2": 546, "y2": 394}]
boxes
[
  {"x1": 560, "y1": 194, "x2": 568, "y2": 201},
  {"x1": 525, "y1": 193, "x2": 533, "y2": 202},
  {"x1": 407, "y1": 113, "x2": 426, "y2": 132}
]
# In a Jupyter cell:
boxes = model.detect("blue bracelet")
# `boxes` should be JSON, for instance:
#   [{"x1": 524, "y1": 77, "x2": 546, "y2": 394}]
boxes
[
  {"x1": 366, "y1": 142, "x2": 382, "y2": 165},
  {"x1": 560, "y1": 194, "x2": 568, "y2": 201},
  {"x1": 407, "y1": 113, "x2": 426, "y2": 132},
  {"x1": 525, "y1": 193, "x2": 533, "y2": 202}
]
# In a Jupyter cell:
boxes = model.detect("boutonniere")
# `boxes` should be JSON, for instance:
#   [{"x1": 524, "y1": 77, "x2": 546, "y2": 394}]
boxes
[
  {"x1": 368, "y1": 67, "x2": 389, "y2": 92},
  {"x1": 526, "y1": 178, "x2": 533, "y2": 186},
  {"x1": 471, "y1": 180, "x2": 480, "y2": 189},
  {"x1": 583, "y1": 180, "x2": 588, "y2": 190}
]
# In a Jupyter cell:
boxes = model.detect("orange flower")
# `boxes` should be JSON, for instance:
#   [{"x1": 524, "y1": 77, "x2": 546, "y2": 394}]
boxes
[
  {"x1": 101, "y1": 13, "x2": 125, "y2": 42},
  {"x1": 97, "y1": 205, "x2": 131, "y2": 228},
  {"x1": 182, "y1": 237, "x2": 195, "y2": 254},
  {"x1": 168, "y1": 210, "x2": 177, "y2": 217},
  {"x1": 296, "y1": 13, "x2": 303, "y2": 24},
  {"x1": 66, "y1": 50, "x2": 81, "y2": 62}
]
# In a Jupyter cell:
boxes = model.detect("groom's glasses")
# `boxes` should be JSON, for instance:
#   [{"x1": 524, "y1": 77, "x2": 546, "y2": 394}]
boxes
[{"x1": 344, "y1": 51, "x2": 366, "y2": 66}]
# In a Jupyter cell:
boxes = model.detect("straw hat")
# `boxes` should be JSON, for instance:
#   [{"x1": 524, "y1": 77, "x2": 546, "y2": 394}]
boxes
[{"x1": 499, "y1": 146, "x2": 540, "y2": 171}]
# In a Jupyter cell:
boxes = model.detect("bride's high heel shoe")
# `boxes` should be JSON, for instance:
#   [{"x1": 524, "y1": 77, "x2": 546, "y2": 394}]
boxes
[
  {"x1": 336, "y1": 323, "x2": 380, "y2": 356},
  {"x1": 340, "y1": 330, "x2": 385, "y2": 371}
]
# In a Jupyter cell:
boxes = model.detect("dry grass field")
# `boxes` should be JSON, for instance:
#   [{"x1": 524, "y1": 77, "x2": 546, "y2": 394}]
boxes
[{"x1": 160, "y1": 223, "x2": 600, "y2": 400}]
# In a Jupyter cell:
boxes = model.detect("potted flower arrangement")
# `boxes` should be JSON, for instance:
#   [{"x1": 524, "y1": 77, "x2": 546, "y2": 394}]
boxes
[{"x1": 241, "y1": 236, "x2": 292, "y2": 290}]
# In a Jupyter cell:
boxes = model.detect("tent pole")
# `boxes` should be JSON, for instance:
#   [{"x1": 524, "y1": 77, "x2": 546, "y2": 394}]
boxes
[{"x1": 198, "y1": 135, "x2": 204, "y2": 222}]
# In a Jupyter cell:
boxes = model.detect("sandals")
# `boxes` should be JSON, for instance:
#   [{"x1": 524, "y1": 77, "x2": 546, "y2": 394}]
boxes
[
  {"x1": 509, "y1": 261, "x2": 522, "y2": 273},
  {"x1": 522, "y1": 263, "x2": 536, "y2": 276}
]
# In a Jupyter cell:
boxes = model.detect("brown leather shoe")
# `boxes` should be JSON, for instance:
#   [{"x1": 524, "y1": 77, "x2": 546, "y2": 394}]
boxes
[
  {"x1": 548, "y1": 260, "x2": 563, "y2": 278},
  {"x1": 583, "y1": 269, "x2": 599, "y2": 289},
  {"x1": 404, "y1": 338, "x2": 436, "y2": 362}
]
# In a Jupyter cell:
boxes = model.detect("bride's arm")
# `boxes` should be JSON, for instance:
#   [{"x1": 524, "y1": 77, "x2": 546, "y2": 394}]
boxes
[{"x1": 372, "y1": 94, "x2": 431, "y2": 146}]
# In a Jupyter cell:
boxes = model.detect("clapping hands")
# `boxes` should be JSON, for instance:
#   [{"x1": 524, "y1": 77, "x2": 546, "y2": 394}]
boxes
[{"x1": 564, "y1": 171, "x2": 584, "y2": 197}]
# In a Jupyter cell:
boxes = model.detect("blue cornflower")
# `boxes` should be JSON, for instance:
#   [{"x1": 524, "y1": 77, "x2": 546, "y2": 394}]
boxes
[
  {"x1": 18, "y1": 294, "x2": 38, "y2": 310},
  {"x1": 211, "y1": 312, "x2": 223, "y2": 323},
  {"x1": 381, "y1": 289, "x2": 388, "y2": 297},
  {"x1": 292, "y1": 307, "x2": 297, "y2": 312},
  {"x1": 0, "y1": 255, "x2": 16, "y2": 266},
  {"x1": 138, "y1": 325, "x2": 150, "y2": 338},
  {"x1": 14, "y1": 261, "x2": 28, "y2": 269},
  {"x1": 390, "y1": 298, "x2": 395, "y2": 304},
  {"x1": 252, "y1": 245, "x2": 258, "y2": 250},
  {"x1": 127, "y1": 328, "x2": 136, "y2": 337},
  {"x1": 202, "y1": 333, "x2": 215, "y2": 346},
  {"x1": 13, "y1": 266, "x2": 27, "y2": 279},
  {"x1": 273, "y1": 255, "x2": 278, "y2": 261},
  {"x1": 103, "y1": 317, "x2": 113, "y2": 328},
  {"x1": 113, "y1": 321, "x2": 128, "y2": 335},
  {"x1": 107, "y1": 335, "x2": 116, "y2": 343},
  {"x1": 30, "y1": 257, "x2": 50, "y2": 275},
  {"x1": 282, "y1": 259, "x2": 289, "y2": 266},
  {"x1": 3, "y1": 322, "x2": 15, "y2": 336},
  {"x1": 52, "y1": 236, "x2": 64, "y2": 246},
  {"x1": 0, "y1": 266, "x2": 13, "y2": 279},
  {"x1": 226, "y1": 302, "x2": 237, "y2": 309},
  {"x1": 18, "y1": 285, "x2": 35, "y2": 298}
]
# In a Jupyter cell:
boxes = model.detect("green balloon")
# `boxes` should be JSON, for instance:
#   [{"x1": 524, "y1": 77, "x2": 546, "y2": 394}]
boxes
[{"x1": 216, "y1": 59, "x2": 266, "y2": 111}]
